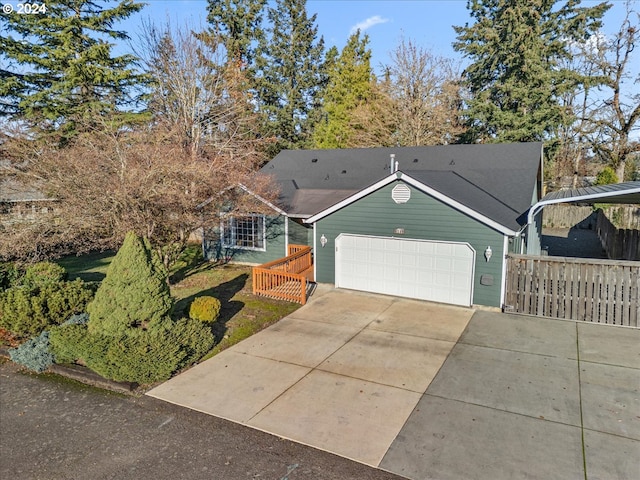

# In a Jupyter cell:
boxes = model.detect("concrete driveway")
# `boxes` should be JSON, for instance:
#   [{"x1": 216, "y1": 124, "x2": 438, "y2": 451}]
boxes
[
  {"x1": 148, "y1": 287, "x2": 473, "y2": 467},
  {"x1": 148, "y1": 287, "x2": 640, "y2": 480}
]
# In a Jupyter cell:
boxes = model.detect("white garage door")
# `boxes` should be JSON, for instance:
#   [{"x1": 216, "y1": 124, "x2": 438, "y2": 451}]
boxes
[{"x1": 335, "y1": 234, "x2": 475, "y2": 307}]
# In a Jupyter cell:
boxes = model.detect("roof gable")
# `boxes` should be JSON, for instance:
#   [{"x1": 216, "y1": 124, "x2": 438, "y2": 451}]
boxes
[
  {"x1": 261, "y1": 143, "x2": 543, "y2": 228},
  {"x1": 304, "y1": 172, "x2": 519, "y2": 236}
]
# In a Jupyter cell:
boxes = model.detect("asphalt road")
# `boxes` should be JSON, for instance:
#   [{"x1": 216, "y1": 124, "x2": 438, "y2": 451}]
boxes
[{"x1": 0, "y1": 360, "x2": 403, "y2": 480}]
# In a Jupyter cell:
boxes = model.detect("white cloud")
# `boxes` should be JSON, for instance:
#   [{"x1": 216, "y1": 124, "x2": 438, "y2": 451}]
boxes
[{"x1": 350, "y1": 15, "x2": 390, "y2": 35}]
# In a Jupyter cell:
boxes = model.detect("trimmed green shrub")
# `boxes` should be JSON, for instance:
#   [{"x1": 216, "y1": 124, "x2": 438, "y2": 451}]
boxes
[
  {"x1": 50, "y1": 316, "x2": 214, "y2": 384},
  {"x1": 0, "y1": 262, "x2": 23, "y2": 291},
  {"x1": 9, "y1": 331, "x2": 54, "y2": 372},
  {"x1": 48, "y1": 233, "x2": 214, "y2": 384},
  {"x1": 189, "y1": 296, "x2": 222, "y2": 323},
  {"x1": 0, "y1": 279, "x2": 94, "y2": 339},
  {"x1": 87, "y1": 232, "x2": 173, "y2": 336},
  {"x1": 22, "y1": 262, "x2": 67, "y2": 290},
  {"x1": 48, "y1": 313, "x2": 90, "y2": 364},
  {"x1": 50, "y1": 323, "x2": 88, "y2": 364},
  {"x1": 169, "y1": 317, "x2": 216, "y2": 367}
]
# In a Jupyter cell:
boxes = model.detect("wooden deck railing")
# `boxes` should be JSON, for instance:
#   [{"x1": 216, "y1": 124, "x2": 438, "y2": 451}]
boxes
[{"x1": 252, "y1": 245, "x2": 313, "y2": 305}]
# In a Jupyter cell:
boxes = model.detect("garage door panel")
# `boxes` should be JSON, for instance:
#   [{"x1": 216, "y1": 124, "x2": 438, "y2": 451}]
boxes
[{"x1": 336, "y1": 234, "x2": 474, "y2": 307}]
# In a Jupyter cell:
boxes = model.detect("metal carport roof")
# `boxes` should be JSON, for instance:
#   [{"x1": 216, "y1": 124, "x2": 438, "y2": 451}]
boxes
[{"x1": 527, "y1": 181, "x2": 640, "y2": 225}]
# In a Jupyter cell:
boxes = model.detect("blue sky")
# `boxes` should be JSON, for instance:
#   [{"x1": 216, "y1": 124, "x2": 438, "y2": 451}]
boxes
[{"x1": 123, "y1": 0, "x2": 637, "y2": 74}]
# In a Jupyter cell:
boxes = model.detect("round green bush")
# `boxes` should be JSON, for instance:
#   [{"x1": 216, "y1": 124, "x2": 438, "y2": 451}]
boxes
[
  {"x1": 189, "y1": 296, "x2": 221, "y2": 323},
  {"x1": 22, "y1": 262, "x2": 67, "y2": 290},
  {"x1": 595, "y1": 166, "x2": 618, "y2": 186}
]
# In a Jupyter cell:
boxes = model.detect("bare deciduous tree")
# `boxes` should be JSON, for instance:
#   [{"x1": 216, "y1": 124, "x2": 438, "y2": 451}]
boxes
[
  {"x1": 387, "y1": 38, "x2": 466, "y2": 146},
  {"x1": 581, "y1": 2, "x2": 640, "y2": 181},
  {"x1": 136, "y1": 22, "x2": 267, "y2": 161},
  {"x1": 1, "y1": 119, "x2": 276, "y2": 266}
]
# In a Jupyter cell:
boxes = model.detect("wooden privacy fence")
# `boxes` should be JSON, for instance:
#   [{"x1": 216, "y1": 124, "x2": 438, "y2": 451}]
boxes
[
  {"x1": 252, "y1": 245, "x2": 313, "y2": 305},
  {"x1": 596, "y1": 211, "x2": 640, "y2": 261},
  {"x1": 505, "y1": 254, "x2": 639, "y2": 327}
]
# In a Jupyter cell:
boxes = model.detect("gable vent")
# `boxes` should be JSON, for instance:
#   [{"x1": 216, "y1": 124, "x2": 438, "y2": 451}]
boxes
[{"x1": 392, "y1": 184, "x2": 411, "y2": 204}]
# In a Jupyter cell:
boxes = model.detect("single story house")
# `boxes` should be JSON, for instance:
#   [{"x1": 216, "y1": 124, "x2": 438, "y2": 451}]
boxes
[{"x1": 203, "y1": 143, "x2": 544, "y2": 308}]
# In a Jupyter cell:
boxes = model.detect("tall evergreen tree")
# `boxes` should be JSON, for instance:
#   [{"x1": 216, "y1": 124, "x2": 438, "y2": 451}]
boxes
[
  {"x1": 453, "y1": 0, "x2": 609, "y2": 143},
  {"x1": 255, "y1": 0, "x2": 325, "y2": 151},
  {"x1": 0, "y1": 0, "x2": 146, "y2": 140},
  {"x1": 87, "y1": 231, "x2": 173, "y2": 337},
  {"x1": 206, "y1": 0, "x2": 266, "y2": 67},
  {"x1": 312, "y1": 31, "x2": 373, "y2": 149}
]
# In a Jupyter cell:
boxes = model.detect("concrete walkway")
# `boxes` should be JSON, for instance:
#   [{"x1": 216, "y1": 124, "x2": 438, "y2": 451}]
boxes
[
  {"x1": 148, "y1": 287, "x2": 473, "y2": 467},
  {"x1": 148, "y1": 288, "x2": 640, "y2": 479}
]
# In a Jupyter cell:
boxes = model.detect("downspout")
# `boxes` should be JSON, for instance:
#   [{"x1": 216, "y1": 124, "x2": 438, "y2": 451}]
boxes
[
  {"x1": 313, "y1": 221, "x2": 317, "y2": 282},
  {"x1": 284, "y1": 215, "x2": 289, "y2": 256},
  {"x1": 500, "y1": 235, "x2": 508, "y2": 307}
]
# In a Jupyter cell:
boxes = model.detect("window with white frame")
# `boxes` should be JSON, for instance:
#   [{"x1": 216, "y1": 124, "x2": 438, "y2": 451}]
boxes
[{"x1": 221, "y1": 214, "x2": 266, "y2": 251}]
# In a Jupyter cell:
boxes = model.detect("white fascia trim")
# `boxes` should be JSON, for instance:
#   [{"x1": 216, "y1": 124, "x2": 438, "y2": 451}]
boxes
[
  {"x1": 526, "y1": 185, "x2": 640, "y2": 225},
  {"x1": 304, "y1": 172, "x2": 517, "y2": 236}
]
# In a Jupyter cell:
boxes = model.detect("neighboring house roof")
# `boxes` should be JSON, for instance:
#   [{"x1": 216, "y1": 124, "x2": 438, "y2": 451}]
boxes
[
  {"x1": 261, "y1": 143, "x2": 543, "y2": 232},
  {"x1": 0, "y1": 178, "x2": 50, "y2": 202},
  {"x1": 527, "y1": 181, "x2": 640, "y2": 225}
]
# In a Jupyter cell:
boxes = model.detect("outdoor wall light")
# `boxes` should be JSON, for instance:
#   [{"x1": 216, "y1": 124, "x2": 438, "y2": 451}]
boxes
[
  {"x1": 320, "y1": 234, "x2": 328, "y2": 248},
  {"x1": 484, "y1": 246, "x2": 492, "y2": 262}
]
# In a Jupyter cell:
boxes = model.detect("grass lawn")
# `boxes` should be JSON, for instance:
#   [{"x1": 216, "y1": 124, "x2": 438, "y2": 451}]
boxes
[
  {"x1": 56, "y1": 248, "x2": 300, "y2": 359},
  {"x1": 57, "y1": 250, "x2": 115, "y2": 283}
]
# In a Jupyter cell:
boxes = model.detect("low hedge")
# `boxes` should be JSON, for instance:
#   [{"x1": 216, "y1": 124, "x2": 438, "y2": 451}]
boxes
[
  {"x1": 0, "y1": 279, "x2": 94, "y2": 339},
  {"x1": 50, "y1": 317, "x2": 215, "y2": 384}
]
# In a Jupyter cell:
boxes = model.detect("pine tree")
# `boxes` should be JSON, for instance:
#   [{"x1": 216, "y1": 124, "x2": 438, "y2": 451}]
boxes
[
  {"x1": 206, "y1": 0, "x2": 266, "y2": 67},
  {"x1": 312, "y1": 31, "x2": 374, "y2": 149},
  {"x1": 87, "y1": 232, "x2": 173, "y2": 336},
  {"x1": 0, "y1": 0, "x2": 146, "y2": 140},
  {"x1": 255, "y1": 0, "x2": 326, "y2": 151},
  {"x1": 453, "y1": 0, "x2": 609, "y2": 143}
]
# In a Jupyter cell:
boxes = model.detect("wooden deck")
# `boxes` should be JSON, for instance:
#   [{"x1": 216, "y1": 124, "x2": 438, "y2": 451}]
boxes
[{"x1": 252, "y1": 245, "x2": 314, "y2": 305}]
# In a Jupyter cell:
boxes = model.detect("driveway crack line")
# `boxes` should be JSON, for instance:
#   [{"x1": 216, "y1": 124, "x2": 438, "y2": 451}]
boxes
[{"x1": 577, "y1": 322, "x2": 588, "y2": 480}]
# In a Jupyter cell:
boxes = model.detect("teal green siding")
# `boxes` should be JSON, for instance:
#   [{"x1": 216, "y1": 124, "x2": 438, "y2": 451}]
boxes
[
  {"x1": 288, "y1": 218, "x2": 313, "y2": 246},
  {"x1": 526, "y1": 210, "x2": 543, "y2": 255},
  {"x1": 204, "y1": 215, "x2": 287, "y2": 264},
  {"x1": 314, "y1": 181, "x2": 506, "y2": 307},
  {"x1": 509, "y1": 234, "x2": 524, "y2": 254}
]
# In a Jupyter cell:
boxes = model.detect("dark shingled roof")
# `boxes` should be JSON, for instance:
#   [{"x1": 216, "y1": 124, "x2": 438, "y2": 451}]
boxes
[
  {"x1": 0, "y1": 178, "x2": 49, "y2": 202},
  {"x1": 260, "y1": 142, "x2": 543, "y2": 231}
]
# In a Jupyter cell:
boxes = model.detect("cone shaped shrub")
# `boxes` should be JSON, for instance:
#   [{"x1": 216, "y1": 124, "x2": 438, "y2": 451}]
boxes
[{"x1": 87, "y1": 232, "x2": 173, "y2": 336}]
